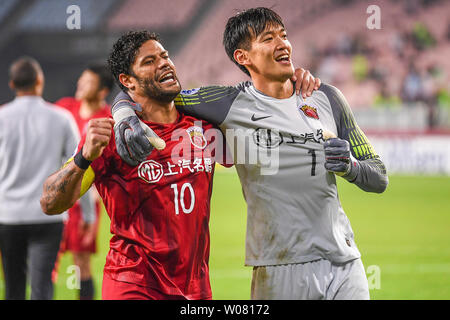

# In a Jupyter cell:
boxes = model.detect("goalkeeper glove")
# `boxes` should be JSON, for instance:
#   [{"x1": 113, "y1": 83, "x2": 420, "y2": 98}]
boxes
[
  {"x1": 112, "y1": 96, "x2": 165, "y2": 166},
  {"x1": 324, "y1": 137, "x2": 356, "y2": 177}
]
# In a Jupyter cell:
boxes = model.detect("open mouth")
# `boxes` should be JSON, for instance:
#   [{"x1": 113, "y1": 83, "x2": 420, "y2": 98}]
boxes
[
  {"x1": 275, "y1": 54, "x2": 291, "y2": 64},
  {"x1": 158, "y1": 71, "x2": 176, "y2": 84}
]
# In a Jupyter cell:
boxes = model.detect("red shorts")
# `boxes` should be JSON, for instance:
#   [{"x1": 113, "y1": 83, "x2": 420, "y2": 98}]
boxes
[
  {"x1": 60, "y1": 201, "x2": 101, "y2": 253},
  {"x1": 102, "y1": 273, "x2": 192, "y2": 300}
]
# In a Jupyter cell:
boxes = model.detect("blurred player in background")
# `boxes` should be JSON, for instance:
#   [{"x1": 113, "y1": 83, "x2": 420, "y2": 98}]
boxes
[
  {"x1": 39, "y1": 30, "x2": 319, "y2": 299},
  {"x1": 112, "y1": 8, "x2": 389, "y2": 300},
  {"x1": 0, "y1": 57, "x2": 79, "y2": 299},
  {"x1": 56, "y1": 64, "x2": 113, "y2": 136},
  {"x1": 53, "y1": 64, "x2": 113, "y2": 300}
]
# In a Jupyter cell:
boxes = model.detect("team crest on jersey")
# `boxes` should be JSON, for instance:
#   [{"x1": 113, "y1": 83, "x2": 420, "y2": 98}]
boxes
[
  {"x1": 186, "y1": 126, "x2": 207, "y2": 149},
  {"x1": 299, "y1": 104, "x2": 319, "y2": 120}
]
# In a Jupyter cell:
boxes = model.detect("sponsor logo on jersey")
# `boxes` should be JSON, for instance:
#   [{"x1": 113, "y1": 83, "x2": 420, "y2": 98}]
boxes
[
  {"x1": 186, "y1": 126, "x2": 207, "y2": 149},
  {"x1": 180, "y1": 88, "x2": 200, "y2": 95},
  {"x1": 253, "y1": 128, "x2": 283, "y2": 149},
  {"x1": 137, "y1": 158, "x2": 213, "y2": 183},
  {"x1": 251, "y1": 114, "x2": 272, "y2": 121},
  {"x1": 299, "y1": 104, "x2": 319, "y2": 119},
  {"x1": 138, "y1": 160, "x2": 164, "y2": 183},
  {"x1": 253, "y1": 128, "x2": 326, "y2": 149}
]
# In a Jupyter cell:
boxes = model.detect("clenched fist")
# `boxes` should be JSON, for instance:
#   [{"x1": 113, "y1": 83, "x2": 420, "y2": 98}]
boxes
[
  {"x1": 324, "y1": 137, "x2": 352, "y2": 177},
  {"x1": 82, "y1": 118, "x2": 115, "y2": 161}
]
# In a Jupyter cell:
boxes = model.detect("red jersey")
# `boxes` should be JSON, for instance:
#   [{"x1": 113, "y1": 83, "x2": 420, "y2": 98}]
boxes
[
  {"x1": 55, "y1": 97, "x2": 111, "y2": 252},
  {"x1": 78, "y1": 112, "x2": 218, "y2": 299},
  {"x1": 55, "y1": 97, "x2": 111, "y2": 135}
]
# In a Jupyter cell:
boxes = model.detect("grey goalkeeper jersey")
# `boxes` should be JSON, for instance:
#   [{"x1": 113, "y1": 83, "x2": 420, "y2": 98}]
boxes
[{"x1": 116, "y1": 83, "x2": 388, "y2": 266}]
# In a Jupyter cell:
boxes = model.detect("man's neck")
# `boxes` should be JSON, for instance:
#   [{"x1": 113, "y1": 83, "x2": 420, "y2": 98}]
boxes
[
  {"x1": 79, "y1": 99, "x2": 103, "y2": 119},
  {"x1": 16, "y1": 91, "x2": 39, "y2": 97},
  {"x1": 128, "y1": 92, "x2": 178, "y2": 124},
  {"x1": 251, "y1": 76, "x2": 294, "y2": 99}
]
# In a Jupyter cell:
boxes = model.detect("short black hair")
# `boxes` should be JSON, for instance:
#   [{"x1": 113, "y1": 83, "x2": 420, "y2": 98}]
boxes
[
  {"x1": 85, "y1": 63, "x2": 114, "y2": 91},
  {"x1": 108, "y1": 30, "x2": 160, "y2": 91},
  {"x1": 9, "y1": 56, "x2": 42, "y2": 91},
  {"x1": 223, "y1": 7, "x2": 285, "y2": 76}
]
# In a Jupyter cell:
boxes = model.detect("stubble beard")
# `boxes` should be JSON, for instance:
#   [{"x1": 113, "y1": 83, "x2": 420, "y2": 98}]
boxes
[{"x1": 137, "y1": 76, "x2": 181, "y2": 103}]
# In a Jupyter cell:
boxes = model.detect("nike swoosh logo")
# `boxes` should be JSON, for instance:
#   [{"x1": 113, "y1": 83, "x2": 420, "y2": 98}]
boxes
[{"x1": 251, "y1": 114, "x2": 272, "y2": 121}]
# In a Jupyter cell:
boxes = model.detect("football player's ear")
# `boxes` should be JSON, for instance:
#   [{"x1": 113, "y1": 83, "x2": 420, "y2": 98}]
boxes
[
  {"x1": 119, "y1": 73, "x2": 136, "y2": 91},
  {"x1": 35, "y1": 72, "x2": 45, "y2": 96},
  {"x1": 234, "y1": 49, "x2": 251, "y2": 69}
]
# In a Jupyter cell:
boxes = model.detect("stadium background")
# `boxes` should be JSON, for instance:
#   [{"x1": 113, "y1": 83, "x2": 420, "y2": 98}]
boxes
[{"x1": 0, "y1": 0, "x2": 449, "y2": 299}]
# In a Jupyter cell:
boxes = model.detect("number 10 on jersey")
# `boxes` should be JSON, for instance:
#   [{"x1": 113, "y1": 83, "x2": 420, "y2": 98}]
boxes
[{"x1": 170, "y1": 183, "x2": 195, "y2": 215}]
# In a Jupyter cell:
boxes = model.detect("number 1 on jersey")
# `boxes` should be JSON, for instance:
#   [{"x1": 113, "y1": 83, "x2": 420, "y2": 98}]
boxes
[
  {"x1": 308, "y1": 149, "x2": 316, "y2": 176},
  {"x1": 170, "y1": 183, "x2": 195, "y2": 215}
]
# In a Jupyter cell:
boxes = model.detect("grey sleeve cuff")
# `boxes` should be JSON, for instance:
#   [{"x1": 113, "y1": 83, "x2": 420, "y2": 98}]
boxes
[
  {"x1": 111, "y1": 91, "x2": 142, "y2": 115},
  {"x1": 79, "y1": 190, "x2": 96, "y2": 223},
  {"x1": 342, "y1": 154, "x2": 359, "y2": 182},
  {"x1": 343, "y1": 157, "x2": 389, "y2": 194}
]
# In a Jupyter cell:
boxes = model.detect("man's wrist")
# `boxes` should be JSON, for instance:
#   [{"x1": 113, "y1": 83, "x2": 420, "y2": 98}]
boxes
[
  {"x1": 342, "y1": 155, "x2": 359, "y2": 182},
  {"x1": 74, "y1": 147, "x2": 92, "y2": 170},
  {"x1": 111, "y1": 91, "x2": 141, "y2": 115},
  {"x1": 113, "y1": 107, "x2": 138, "y2": 123}
]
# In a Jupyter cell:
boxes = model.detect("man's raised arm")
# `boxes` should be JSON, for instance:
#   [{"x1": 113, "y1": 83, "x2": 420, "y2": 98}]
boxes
[
  {"x1": 110, "y1": 69, "x2": 321, "y2": 166},
  {"x1": 40, "y1": 118, "x2": 114, "y2": 215}
]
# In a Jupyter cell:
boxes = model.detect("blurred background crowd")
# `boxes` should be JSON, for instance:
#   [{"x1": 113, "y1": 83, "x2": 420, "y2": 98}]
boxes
[{"x1": 0, "y1": 0, "x2": 449, "y2": 129}]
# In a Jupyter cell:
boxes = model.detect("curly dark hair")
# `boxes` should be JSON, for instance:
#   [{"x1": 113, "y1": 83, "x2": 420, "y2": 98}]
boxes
[{"x1": 108, "y1": 30, "x2": 160, "y2": 91}]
